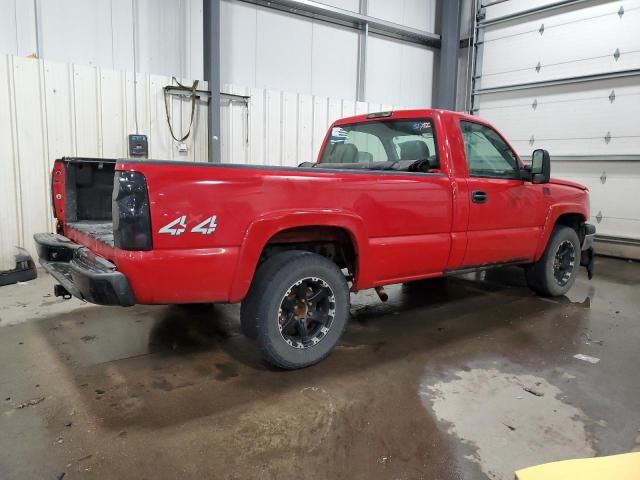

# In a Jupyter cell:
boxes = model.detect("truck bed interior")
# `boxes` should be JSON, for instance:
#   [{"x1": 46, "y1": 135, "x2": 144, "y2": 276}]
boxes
[{"x1": 64, "y1": 159, "x2": 116, "y2": 246}]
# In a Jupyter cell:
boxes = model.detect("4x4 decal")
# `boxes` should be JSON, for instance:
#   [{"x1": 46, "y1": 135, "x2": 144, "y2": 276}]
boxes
[
  {"x1": 159, "y1": 215, "x2": 218, "y2": 236},
  {"x1": 159, "y1": 215, "x2": 187, "y2": 235},
  {"x1": 191, "y1": 215, "x2": 218, "y2": 235}
]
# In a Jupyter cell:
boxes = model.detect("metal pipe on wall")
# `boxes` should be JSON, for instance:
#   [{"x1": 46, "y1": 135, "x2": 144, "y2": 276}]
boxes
[
  {"x1": 203, "y1": 0, "x2": 222, "y2": 163},
  {"x1": 355, "y1": 0, "x2": 368, "y2": 102}
]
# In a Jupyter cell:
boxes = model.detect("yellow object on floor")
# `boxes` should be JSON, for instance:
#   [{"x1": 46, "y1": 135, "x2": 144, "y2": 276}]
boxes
[{"x1": 515, "y1": 452, "x2": 640, "y2": 480}]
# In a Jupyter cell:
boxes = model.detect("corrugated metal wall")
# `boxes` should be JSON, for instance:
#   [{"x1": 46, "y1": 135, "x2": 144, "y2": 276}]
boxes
[
  {"x1": 0, "y1": 54, "x2": 208, "y2": 270},
  {"x1": 474, "y1": 0, "x2": 640, "y2": 245},
  {"x1": 220, "y1": 83, "x2": 401, "y2": 166}
]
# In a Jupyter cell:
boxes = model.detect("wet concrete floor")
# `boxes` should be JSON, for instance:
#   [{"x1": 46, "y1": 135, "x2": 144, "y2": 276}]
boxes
[{"x1": 0, "y1": 257, "x2": 639, "y2": 479}]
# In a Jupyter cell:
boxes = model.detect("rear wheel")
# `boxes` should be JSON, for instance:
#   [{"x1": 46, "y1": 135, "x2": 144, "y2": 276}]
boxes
[
  {"x1": 525, "y1": 225, "x2": 581, "y2": 297},
  {"x1": 241, "y1": 251, "x2": 350, "y2": 369}
]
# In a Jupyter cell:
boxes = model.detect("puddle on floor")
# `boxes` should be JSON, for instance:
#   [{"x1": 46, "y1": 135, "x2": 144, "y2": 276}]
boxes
[{"x1": 419, "y1": 365, "x2": 596, "y2": 480}]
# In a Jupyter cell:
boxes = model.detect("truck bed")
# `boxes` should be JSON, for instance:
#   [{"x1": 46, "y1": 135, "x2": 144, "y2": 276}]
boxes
[
  {"x1": 67, "y1": 221, "x2": 114, "y2": 246},
  {"x1": 58, "y1": 158, "x2": 117, "y2": 247}
]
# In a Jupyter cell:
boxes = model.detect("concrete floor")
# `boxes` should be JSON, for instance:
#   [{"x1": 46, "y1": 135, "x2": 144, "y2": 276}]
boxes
[{"x1": 0, "y1": 257, "x2": 639, "y2": 480}]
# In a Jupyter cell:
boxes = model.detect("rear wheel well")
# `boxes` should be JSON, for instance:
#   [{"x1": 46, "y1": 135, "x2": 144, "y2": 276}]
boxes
[{"x1": 259, "y1": 226, "x2": 357, "y2": 281}]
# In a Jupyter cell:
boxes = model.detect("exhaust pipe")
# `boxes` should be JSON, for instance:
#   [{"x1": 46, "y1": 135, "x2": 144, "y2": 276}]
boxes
[{"x1": 375, "y1": 286, "x2": 388, "y2": 302}]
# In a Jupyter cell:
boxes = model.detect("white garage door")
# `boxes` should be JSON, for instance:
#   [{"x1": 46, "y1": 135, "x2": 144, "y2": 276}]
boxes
[{"x1": 470, "y1": 0, "x2": 640, "y2": 258}]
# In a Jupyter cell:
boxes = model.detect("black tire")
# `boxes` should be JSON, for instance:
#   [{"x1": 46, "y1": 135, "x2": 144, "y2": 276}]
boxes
[
  {"x1": 240, "y1": 251, "x2": 309, "y2": 340},
  {"x1": 240, "y1": 251, "x2": 350, "y2": 369},
  {"x1": 525, "y1": 225, "x2": 581, "y2": 297}
]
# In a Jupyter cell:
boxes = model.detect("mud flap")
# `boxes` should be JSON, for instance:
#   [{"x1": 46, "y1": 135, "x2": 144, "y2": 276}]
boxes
[{"x1": 580, "y1": 247, "x2": 594, "y2": 280}]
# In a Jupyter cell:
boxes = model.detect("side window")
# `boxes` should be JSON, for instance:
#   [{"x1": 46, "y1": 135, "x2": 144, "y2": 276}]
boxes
[{"x1": 460, "y1": 121, "x2": 519, "y2": 179}]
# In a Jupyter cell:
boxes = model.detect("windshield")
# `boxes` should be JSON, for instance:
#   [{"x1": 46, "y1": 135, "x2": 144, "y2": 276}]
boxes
[{"x1": 318, "y1": 119, "x2": 439, "y2": 169}]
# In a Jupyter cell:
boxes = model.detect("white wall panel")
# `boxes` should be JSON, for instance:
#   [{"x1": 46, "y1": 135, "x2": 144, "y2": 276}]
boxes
[
  {"x1": 0, "y1": 0, "x2": 204, "y2": 79},
  {"x1": 37, "y1": 0, "x2": 114, "y2": 68},
  {"x1": 366, "y1": 35, "x2": 404, "y2": 106},
  {"x1": 220, "y1": 0, "x2": 436, "y2": 105},
  {"x1": 220, "y1": 0, "x2": 257, "y2": 88},
  {"x1": 73, "y1": 65, "x2": 101, "y2": 157},
  {"x1": 12, "y1": 0, "x2": 38, "y2": 56},
  {"x1": 256, "y1": 9, "x2": 313, "y2": 94},
  {"x1": 0, "y1": 54, "x2": 207, "y2": 269},
  {"x1": 100, "y1": 68, "x2": 127, "y2": 158},
  {"x1": 398, "y1": 41, "x2": 434, "y2": 107},
  {"x1": 368, "y1": 0, "x2": 437, "y2": 31},
  {"x1": 366, "y1": 35, "x2": 433, "y2": 107},
  {"x1": 310, "y1": 22, "x2": 359, "y2": 100},
  {"x1": 0, "y1": 0, "x2": 19, "y2": 55}
]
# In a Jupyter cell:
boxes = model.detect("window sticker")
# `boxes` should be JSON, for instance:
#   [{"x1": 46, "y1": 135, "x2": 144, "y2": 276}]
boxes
[
  {"x1": 330, "y1": 127, "x2": 349, "y2": 144},
  {"x1": 411, "y1": 122, "x2": 432, "y2": 132}
]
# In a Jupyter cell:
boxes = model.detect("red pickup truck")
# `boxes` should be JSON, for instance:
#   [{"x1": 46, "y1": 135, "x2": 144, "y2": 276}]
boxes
[{"x1": 35, "y1": 109, "x2": 595, "y2": 369}]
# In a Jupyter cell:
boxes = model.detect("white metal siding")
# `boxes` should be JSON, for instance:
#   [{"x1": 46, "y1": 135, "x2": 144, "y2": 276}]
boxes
[
  {"x1": 0, "y1": 54, "x2": 208, "y2": 270},
  {"x1": 475, "y1": 0, "x2": 640, "y2": 243},
  {"x1": 220, "y1": 83, "x2": 401, "y2": 167},
  {"x1": 0, "y1": 0, "x2": 204, "y2": 79}
]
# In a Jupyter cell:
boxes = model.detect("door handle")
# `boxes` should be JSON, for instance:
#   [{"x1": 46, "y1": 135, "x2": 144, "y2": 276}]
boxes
[{"x1": 472, "y1": 190, "x2": 487, "y2": 203}]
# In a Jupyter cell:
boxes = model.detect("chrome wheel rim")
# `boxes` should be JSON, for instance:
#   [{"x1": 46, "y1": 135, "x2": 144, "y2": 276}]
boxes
[
  {"x1": 553, "y1": 240, "x2": 576, "y2": 286},
  {"x1": 278, "y1": 277, "x2": 336, "y2": 349}
]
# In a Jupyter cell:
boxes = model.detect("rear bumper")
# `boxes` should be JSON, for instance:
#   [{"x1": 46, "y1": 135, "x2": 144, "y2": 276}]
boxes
[{"x1": 34, "y1": 233, "x2": 135, "y2": 306}]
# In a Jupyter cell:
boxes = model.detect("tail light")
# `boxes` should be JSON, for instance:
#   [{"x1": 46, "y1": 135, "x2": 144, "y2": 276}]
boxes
[{"x1": 112, "y1": 171, "x2": 152, "y2": 250}]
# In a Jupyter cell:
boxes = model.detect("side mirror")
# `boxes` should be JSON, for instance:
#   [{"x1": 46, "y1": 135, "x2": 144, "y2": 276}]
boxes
[
  {"x1": 298, "y1": 161, "x2": 315, "y2": 168},
  {"x1": 531, "y1": 149, "x2": 550, "y2": 184}
]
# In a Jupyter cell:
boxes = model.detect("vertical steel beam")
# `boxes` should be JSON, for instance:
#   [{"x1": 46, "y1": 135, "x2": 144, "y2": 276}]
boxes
[
  {"x1": 434, "y1": 0, "x2": 462, "y2": 110},
  {"x1": 203, "y1": 0, "x2": 221, "y2": 163},
  {"x1": 355, "y1": 0, "x2": 368, "y2": 102}
]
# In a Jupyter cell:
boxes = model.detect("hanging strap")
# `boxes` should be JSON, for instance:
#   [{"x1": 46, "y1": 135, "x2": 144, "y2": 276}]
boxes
[{"x1": 163, "y1": 77, "x2": 199, "y2": 143}]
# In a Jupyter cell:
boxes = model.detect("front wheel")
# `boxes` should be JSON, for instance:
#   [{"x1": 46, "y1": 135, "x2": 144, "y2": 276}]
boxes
[
  {"x1": 241, "y1": 251, "x2": 350, "y2": 369},
  {"x1": 525, "y1": 225, "x2": 581, "y2": 297}
]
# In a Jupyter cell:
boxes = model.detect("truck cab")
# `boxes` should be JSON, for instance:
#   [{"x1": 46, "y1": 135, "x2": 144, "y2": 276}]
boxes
[{"x1": 35, "y1": 109, "x2": 595, "y2": 369}]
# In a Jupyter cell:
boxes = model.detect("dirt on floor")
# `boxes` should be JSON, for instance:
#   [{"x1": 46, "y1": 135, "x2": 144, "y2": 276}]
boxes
[{"x1": 0, "y1": 257, "x2": 639, "y2": 479}]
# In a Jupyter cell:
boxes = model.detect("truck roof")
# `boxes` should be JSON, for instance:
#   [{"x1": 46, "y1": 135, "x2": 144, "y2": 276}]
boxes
[{"x1": 332, "y1": 108, "x2": 481, "y2": 127}]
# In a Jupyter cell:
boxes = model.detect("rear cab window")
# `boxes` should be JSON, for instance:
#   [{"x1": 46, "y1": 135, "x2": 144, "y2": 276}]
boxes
[{"x1": 319, "y1": 119, "x2": 440, "y2": 171}]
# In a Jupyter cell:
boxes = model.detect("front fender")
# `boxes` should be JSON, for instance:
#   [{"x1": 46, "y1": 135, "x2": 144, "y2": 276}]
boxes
[
  {"x1": 533, "y1": 203, "x2": 588, "y2": 260},
  {"x1": 228, "y1": 209, "x2": 369, "y2": 302}
]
